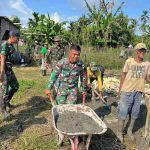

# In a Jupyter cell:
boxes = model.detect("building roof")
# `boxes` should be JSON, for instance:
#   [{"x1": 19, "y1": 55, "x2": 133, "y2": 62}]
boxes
[{"x1": 0, "y1": 16, "x2": 20, "y2": 29}]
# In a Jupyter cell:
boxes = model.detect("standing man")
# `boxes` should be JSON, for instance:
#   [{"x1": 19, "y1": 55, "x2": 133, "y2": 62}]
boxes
[
  {"x1": 0, "y1": 31, "x2": 20, "y2": 118},
  {"x1": 45, "y1": 44, "x2": 87, "y2": 105},
  {"x1": 41, "y1": 43, "x2": 48, "y2": 76},
  {"x1": 126, "y1": 44, "x2": 133, "y2": 59},
  {"x1": 49, "y1": 36, "x2": 66, "y2": 71},
  {"x1": 117, "y1": 43, "x2": 150, "y2": 142}
]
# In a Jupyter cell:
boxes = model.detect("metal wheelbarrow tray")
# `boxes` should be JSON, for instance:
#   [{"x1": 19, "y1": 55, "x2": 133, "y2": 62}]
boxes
[{"x1": 52, "y1": 104, "x2": 107, "y2": 150}]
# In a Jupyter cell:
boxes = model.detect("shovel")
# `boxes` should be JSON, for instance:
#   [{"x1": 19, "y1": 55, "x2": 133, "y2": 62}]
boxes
[
  {"x1": 93, "y1": 89, "x2": 111, "y2": 110},
  {"x1": 139, "y1": 96, "x2": 150, "y2": 150}
]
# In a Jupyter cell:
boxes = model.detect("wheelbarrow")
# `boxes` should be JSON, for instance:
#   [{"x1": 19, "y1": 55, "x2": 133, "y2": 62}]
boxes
[{"x1": 52, "y1": 104, "x2": 107, "y2": 150}]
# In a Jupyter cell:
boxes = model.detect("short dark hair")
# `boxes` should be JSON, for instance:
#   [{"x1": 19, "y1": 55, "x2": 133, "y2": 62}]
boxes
[
  {"x1": 9, "y1": 31, "x2": 20, "y2": 37},
  {"x1": 70, "y1": 44, "x2": 81, "y2": 52}
]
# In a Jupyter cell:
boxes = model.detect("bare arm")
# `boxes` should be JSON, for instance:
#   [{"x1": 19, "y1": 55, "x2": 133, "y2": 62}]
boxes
[
  {"x1": 119, "y1": 72, "x2": 127, "y2": 93},
  {"x1": 146, "y1": 74, "x2": 150, "y2": 83},
  {"x1": 0, "y1": 54, "x2": 6, "y2": 82}
]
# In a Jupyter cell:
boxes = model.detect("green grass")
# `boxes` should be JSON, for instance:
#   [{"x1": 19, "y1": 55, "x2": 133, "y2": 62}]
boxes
[
  {"x1": 0, "y1": 67, "x2": 58, "y2": 150},
  {"x1": 80, "y1": 47, "x2": 150, "y2": 69}
]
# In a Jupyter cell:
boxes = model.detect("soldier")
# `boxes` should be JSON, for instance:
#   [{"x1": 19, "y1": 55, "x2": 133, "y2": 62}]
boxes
[
  {"x1": 34, "y1": 41, "x2": 41, "y2": 64},
  {"x1": 49, "y1": 36, "x2": 66, "y2": 71},
  {"x1": 45, "y1": 44, "x2": 87, "y2": 146},
  {"x1": 0, "y1": 31, "x2": 20, "y2": 118},
  {"x1": 45, "y1": 44, "x2": 87, "y2": 105}
]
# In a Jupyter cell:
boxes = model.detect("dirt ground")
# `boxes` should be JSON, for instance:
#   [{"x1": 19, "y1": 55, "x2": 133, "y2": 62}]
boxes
[{"x1": 0, "y1": 67, "x2": 149, "y2": 150}]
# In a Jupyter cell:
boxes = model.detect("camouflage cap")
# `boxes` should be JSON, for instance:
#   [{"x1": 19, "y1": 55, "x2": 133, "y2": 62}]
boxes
[
  {"x1": 90, "y1": 62, "x2": 97, "y2": 71},
  {"x1": 53, "y1": 36, "x2": 61, "y2": 42},
  {"x1": 134, "y1": 43, "x2": 147, "y2": 51}
]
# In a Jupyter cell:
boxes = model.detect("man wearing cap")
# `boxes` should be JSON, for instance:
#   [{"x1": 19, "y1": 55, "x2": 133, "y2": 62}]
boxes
[
  {"x1": 117, "y1": 43, "x2": 150, "y2": 142},
  {"x1": 119, "y1": 44, "x2": 133, "y2": 60},
  {"x1": 0, "y1": 31, "x2": 20, "y2": 118},
  {"x1": 34, "y1": 41, "x2": 41, "y2": 64},
  {"x1": 49, "y1": 36, "x2": 66, "y2": 70},
  {"x1": 87, "y1": 62, "x2": 103, "y2": 101}
]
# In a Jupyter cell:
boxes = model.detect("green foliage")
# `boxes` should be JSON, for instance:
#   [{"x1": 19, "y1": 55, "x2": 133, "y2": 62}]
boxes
[
  {"x1": 67, "y1": 0, "x2": 137, "y2": 48},
  {"x1": 22, "y1": 12, "x2": 65, "y2": 46},
  {"x1": 81, "y1": 47, "x2": 150, "y2": 69}
]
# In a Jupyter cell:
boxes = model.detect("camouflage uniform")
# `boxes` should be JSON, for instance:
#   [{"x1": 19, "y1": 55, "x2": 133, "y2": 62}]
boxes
[
  {"x1": 49, "y1": 44, "x2": 66, "y2": 69},
  {"x1": 47, "y1": 58, "x2": 87, "y2": 104},
  {"x1": 0, "y1": 42, "x2": 19, "y2": 111}
]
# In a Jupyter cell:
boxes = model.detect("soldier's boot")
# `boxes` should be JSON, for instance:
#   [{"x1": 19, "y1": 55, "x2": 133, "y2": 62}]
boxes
[
  {"x1": 127, "y1": 118, "x2": 135, "y2": 141},
  {"x1": 40, "y1": 70, "x2": 44, "y2": 76},
  {"x1": 117, "y1": 119, "x2": 125, "y2": 143},
  {"x1": 1, "y1": 102, "x2": 10, "y2": 119},
  {"x1": 43, "y1": 70, "x2": 47, "y2": 76},
  {"x1": 3, "y1": 110, "x2": 10, "y2": 119}
]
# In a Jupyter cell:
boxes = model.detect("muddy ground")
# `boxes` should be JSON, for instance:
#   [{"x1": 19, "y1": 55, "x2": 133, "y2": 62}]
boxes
[
  {"x1": 0, "y1": 67, "x2": 149, "y2": 150},
  {"x1": 84, "y1": 94, "x2": 149, "y2": 150}
]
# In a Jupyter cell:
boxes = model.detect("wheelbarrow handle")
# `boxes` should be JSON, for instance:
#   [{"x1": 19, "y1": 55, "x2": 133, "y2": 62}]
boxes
[
  {"x1": 47, "y1": 93, "x2": 55, "y2": 106},
  {"x1": 82, "y1": 92, "x2": 86, "y2": 105}
]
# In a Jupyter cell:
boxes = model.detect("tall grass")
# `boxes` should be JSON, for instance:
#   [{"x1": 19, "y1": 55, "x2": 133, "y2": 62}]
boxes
[{"x1": 80, "y1": 47, "x2": 150, "y2": 70}]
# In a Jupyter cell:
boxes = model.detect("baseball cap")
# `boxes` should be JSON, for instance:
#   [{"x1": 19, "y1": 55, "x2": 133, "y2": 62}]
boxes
[
  {"x1": 134, "y1": 43, "x2": 147, "y2": 51},
  {"x1": 128, "y1": 44, "x2": 133, "y2": 48},
  {"x1": 9, "y1": 31, "x2": 20, "y2": 37}
]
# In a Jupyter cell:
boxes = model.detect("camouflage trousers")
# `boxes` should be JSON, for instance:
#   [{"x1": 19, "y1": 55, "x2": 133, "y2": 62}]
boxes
[
  {"x1": 0, "y1": 67, "x2": 19, "y2": 111},
  {"x1": 55, "y1": 87, "x2": 78, "y2": 105},
  {"x1": 50, "y1": 60, "x2": 57, "y2": 71}
]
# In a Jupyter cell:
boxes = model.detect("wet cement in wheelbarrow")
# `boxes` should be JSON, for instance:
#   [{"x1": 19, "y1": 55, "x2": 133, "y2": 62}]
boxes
[{"x1": 57, "y1": 111, "x2": 103, "y2": 134}]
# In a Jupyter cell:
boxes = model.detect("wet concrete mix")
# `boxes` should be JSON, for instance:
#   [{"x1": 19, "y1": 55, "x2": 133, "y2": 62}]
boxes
[{"x1": 56, "y1": 111, "x2": 103, "y2": 134}]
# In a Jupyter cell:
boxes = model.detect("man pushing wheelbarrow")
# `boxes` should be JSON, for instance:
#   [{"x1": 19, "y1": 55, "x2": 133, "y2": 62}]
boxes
[
  {"x1": 45, "y1": 44, "x2": 107, "y2": 150},
  {"x1": 45, "y1": 44, "x2": 87, "y2": 148}
]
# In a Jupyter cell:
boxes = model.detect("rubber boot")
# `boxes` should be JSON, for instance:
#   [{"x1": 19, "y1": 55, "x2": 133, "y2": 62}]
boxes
[
  {"x1": 117, "y1": 119, "x2": 125, "y2": 143},
  {"x1": 43, "y1": 70, "x2": 46, "y2": 76},
  {"x1": 127, "y1": 118, "x2": 135, "y2": 141}
]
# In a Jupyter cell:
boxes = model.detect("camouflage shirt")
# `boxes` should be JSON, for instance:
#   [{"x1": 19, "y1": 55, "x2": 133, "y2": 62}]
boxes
[
  {"x1": 48, "y1": 58, "x2": 87, "y2": 92},
  {"x1": 1, "y1": 42, "x2": 16, "y2": 68},
  {"x1": 50, "y1": 44, "x2": 66, "y2": 61}
]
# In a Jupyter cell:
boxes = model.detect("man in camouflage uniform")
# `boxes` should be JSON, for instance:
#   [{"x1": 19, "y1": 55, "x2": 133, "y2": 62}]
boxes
[
  {"x1": 45, "y1": 44, "x2": 87, "y2": 105},
  {"x1": 49, "y1": 36, "x2": 66, "y2": 71},
  {"x1": 0, "y1": 31, "x2": 20, "y2": 118}
]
